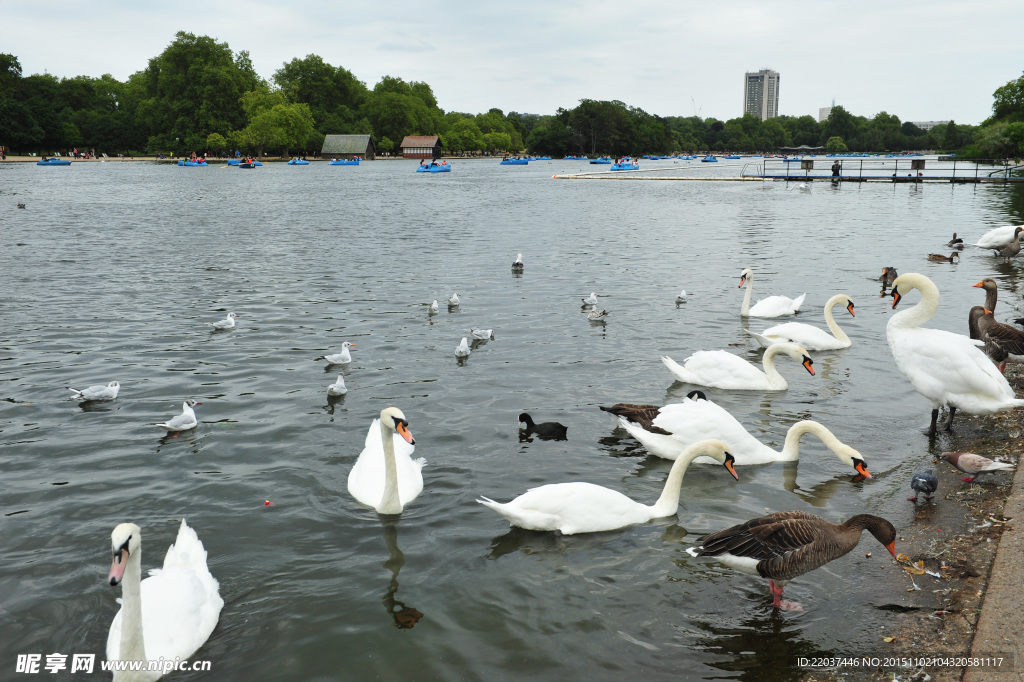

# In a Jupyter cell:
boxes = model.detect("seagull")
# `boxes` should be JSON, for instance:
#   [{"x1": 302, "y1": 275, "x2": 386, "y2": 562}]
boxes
[
  {"x1": 327, "y1": 374, "x2": 348, "y2": 396},
  {"x1": 941, "y1": 451, "x2": 1015, "y2": 483},
  {"x1": 455, "y1": 337, "x2": 471, "y2": 357},
  {"x1": 208, "y1": 312, "x2": 239, "y2": 330},
  {"x1": 581, "y1": 292, "x2": 599, "y2": 307},
  {"x1": 448, "y1": 292, "x2": 461, "y2": 307},
  {"x1": 155, "y1": 399, "x2": 201, "y2": 431},
  {"x1": 676, "y1": 289, "x2": 688, "y2": 304},
  {"x1": 588, "y1": 305, "x2": 608, "y2": 321},
  {"x1": 909, "y1": 470, "x2": 938, "y2": 502},
  {"x1": 512, "y1": 253, "x2": 524, "y2": 272},
  {"x1": 429, "y1": 300, "x2": 439, "y2": 315},
  {"x1": 317, "y1": 342, "x2": 355, "y2": 365},
  {"x1": 469, "y1": 329, "x2": 494, "y2": 340},
  {"x1": 68, "y1": 381, "x2": 120, "y2": 401}
]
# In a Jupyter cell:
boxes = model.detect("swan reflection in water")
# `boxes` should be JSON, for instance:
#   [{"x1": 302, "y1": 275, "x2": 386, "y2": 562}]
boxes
[
  {"x1": 781, "y1": 465, "x2": 869, "y2": 507},
  {"x1": 380, "y1": 519, "x2": 423, "y2": 630}
]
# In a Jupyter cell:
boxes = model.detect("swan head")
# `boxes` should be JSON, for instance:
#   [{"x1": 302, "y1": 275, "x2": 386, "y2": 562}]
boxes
[
  {"x1": 380, "y1": 407, "x2": 414, "y2": 444},
  {"x1": 842, "y1": 297, "x2": 855, "y2": 317},
  {"x1": 775, "y1": 343, "x2": 815, "y2": 376},
  {"x1": 690, "y1": 439, "x2": 739, "y2": 480},
  {"x1": 834, "y1": 444, "x2": 872, "y2": 478},
  {"x1": 890, "y1": 273, "x2": 934, "y2": 309},
  {"x1": 108, "y1": 523, "x2": 141, "y2": 586},
  {"x1": 738, "y1": 268, "x2": 753, "y2": 288}
]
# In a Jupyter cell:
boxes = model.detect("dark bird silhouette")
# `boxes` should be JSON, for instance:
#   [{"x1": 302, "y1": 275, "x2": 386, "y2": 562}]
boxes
[
  {"x1": 909, "y1": 470, "x2": 938, "y2": 502},
  {"x1": 17, "y1": 202, "x2": 26, "y2": 209},
  {"x1": 599, "y1": 390, "x2": 707, "y2": 433},
  {"x1": 947, "y1": 232, "x2": 963, "y2": 248},
  {"x1": 927, "y1": 252, "x2": 959, "y2": 262},
  {"x1": 518, "y1": 413, "x2": 568, "y2": 440},
  {"x1": 511, "y1": 253, "x2": 524, "y2": 272},
  {"x1": 878, "y1": 266, "x2": 898, "y2": 287},
  {"x1": 688, "y1": 511, "x2": 896, "y2": 610}
]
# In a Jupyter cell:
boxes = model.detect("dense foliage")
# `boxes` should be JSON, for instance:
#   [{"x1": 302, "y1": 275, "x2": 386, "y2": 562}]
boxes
[{"x1": 0, "y1": 34, "x2": 1018, "y2": 158}]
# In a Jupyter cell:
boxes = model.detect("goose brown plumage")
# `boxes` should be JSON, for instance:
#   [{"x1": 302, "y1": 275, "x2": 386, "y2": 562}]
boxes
[
  {"x1": 976, "y1": 309, "x2": 1024, "y2": 362},
  {"x1": 970, "y1": 306, "x2": 1010, "y2": 371},
  {"x1": 599, "y1": 390, "x2": 707, "y2": 434},
  {"x1": 878, "y1": 266, "x2": 898, "y2": 287},
  {"x1": 993, "y1": 227, "x2": 1024, "y2": 263},
  {"x1": 689, "y1": 511, "x2": 896, "y2": 610},
  {"x1": 947, "y1": 232, "x2": 964, "y2": 248},
  {"x1": 973, "y1": 278, "x2": 1000, "y2": 313}
]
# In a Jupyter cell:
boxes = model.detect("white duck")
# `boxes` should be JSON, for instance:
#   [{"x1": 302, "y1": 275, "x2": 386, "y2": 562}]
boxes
[
  {"x1": 739, "y1": 268, "x2": 806, "y2": 317},
  {"x1": 448, "y1": 292, "x2": 461, "y2": 307},
  {"x1": 318, "y1": 342, "x2": 355, "y2": 365},
  {"x1": 661, "y1": 342, "x2": 814, "y2": 391},
  {"x1": 455, "y1": 337, "x2": 472, "y2": 357},
  {"x1": 616, "y1": 397, "x2": 872, "y2": 475},
  {"x1": 155, "y1": 400, "x2": 200, "y2": 431},
  {"x1": 746, "y1": 293, "x2": 855, "y2": 350},
  {"x1": 428, "y1": 300, "x2": 439, "y2": 315},
  {"x1": 106, "y1": 520, "x2": 223, "y2": 681},
  {"x1": 68, "y1": 380, "x2": 120, "y2": 401},
  {"x1": 972, "y1": 224, "x2": 1024, "y2": 249},
  {"x1": 327, "y1": 374, "x2": 348, "y2": 396},
  {"x1": 348, "y1": 407, "x2": 424, "y2": 514},
  {"x1": 207, "y1": 312, "x2": 239, "y2": 330},
  {"x1": 888, "y1": 272, "x2": 1024, "y2": 434},
  {"x1": 476, "y1": 439, "x2": 738, "y2": 534}
]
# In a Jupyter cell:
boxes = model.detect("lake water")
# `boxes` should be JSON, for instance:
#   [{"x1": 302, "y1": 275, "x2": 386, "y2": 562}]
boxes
[{"x1": 2, "y1": 157, "x2": 1023, "y2": 681}]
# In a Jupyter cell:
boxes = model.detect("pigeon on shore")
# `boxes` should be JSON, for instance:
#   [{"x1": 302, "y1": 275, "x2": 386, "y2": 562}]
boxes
[
  {"x1": 941, "y1": 452, "x2": 1015, "y2": 483},
  {"x1": 908, "y1": 470, "x2": 938, "y2": 501}
]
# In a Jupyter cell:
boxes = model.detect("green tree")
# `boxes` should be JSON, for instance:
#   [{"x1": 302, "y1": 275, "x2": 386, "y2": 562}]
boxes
[
  {"x1": 273, "y1": 54, "x2": 367, "y2": 134},
  {"x1": 526, "y1": 116, "x2": 571, "y2": 156},
  {"x1": 826, "y1": 136, "x2": 848, "y2": 153},
  {"x1": 377, "y1": 136, "x2": 394, "y2": 155},
  {"x1": 943, "y1": 120, "x2": 961, "y2": 149},
  {"x1": 822, "y1": 106, "x2": 856, "y2": 144},
  {"x1": 206, "y1": 132, "x2": 227, "y2": 155},
  {"x1": 992, "y1": 73, "x2": 1024, "y2": 122}
]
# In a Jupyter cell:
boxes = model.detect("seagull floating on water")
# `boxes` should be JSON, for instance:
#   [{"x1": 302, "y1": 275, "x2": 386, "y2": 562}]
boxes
[
  {"x1": 512, "y1": 253, "x2": 524, "y2": 272},
  {"x1": 676, "y1": 289, "x2": 688, "y2": 304},
  {"x1": 327, "y1": 374, "x2": 348, "y2": 396},
  {"x1": 581, "y1": 292, "x2": 599, "y2": 307},
  {"x1": 317, "y1": 342, "x2": 355, "y2": 365},
  {"x1": 155, "y1": 399, "x2": 201, "y2": 431},
  {"x1": 68, "y1": 381, "x2": 120, "y2": 401},
  {"x1": 428, "y1": 300, "x2": 439, "y2": 315},
  {"x1": 448, "y1": 292, "x2": 461, "y2": 307},
  {"x1": 455, "y1": 337, "x2": 471, "y2": 357},
  {"x1": 208, "y1": 312, "x2": 239, "y2": 330},
  {"x1": 469, "y1": 329, "x2": 494, "y2": 340}
]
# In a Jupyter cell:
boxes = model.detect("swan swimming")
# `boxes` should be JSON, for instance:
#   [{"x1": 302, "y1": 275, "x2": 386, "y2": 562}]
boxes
[
  {"x1": 746, "y1": 293, "x2": 855, "y2": 350},
  {"x1": 661, "y1": 342, "x2": 814, "y2": 391},
  {"x1": 738, "y1": 268, "x2": 805, "y2": 317},
  {"x1": 347, "y1": 407, "x2": 424, "y2": 514}
]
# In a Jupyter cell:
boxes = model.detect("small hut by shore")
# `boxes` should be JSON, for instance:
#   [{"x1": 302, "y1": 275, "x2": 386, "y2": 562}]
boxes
[
  {"x1": 400, "y1": 136, "x2": 441, "y2": 160},
  {"x1": 322, "y1": 134, "x2": 375, "y2": 160}
]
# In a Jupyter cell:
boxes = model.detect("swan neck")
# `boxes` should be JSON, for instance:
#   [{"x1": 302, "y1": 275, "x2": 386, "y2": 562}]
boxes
[
  {"x1": 891, "y1": 276, "x2": 939, "y2": 330},
  {"x1": 118, "y1": 548, "x2": 147, "y2": 664},
  {"x1": 741, "y1": 274, "x2": 753, "y2": 316},
  {"x1": 378, "y1": 419, "x2": 402, "y2": 514},
  {"x1": 760, "y1": 345, "x2": 788, "y2": 389},
  {"x1": 651, "y1": 446, "x2": 703, "y2": 516},
  {"x1": 823, "y1": 296, "x2": 851, "y2": 344},
  {"x1": 780, "y1": 420, "x2": 835, "y2": 461}
]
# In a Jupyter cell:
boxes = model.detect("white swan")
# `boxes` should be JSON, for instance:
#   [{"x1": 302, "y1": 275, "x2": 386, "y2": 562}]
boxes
[
  {"x1": 747, "y1": 293, "x2": 855, "y2": 350},
  {"x1": 455, "y1": 337, "x2": 471, "y2": 357},
  {"x1": 661, "y1": 342, "x2": 814, "y2": 391},
  {"x1": 327, "y1": 374, "x2": 348, "y2": 396},
  {"x1": 107, "y1": 520, "x2": 223, "y2": 681},
  {"x1": 739, "y1": 268, "x2": 806, "y2": 317},
  {"x1": 619, "y1": 398, "x2": 872, "y2": 475},
  {"x1": 348, "y1": 407, "x2": 425, "y2": 514},
  {"x1": 155, "y1": 400, "x2": 200, "y2": 431},
  {"x1": 319, "y1": 342, "x2": 355, "y2": 365},
  {"x1": 973, "y1": 224, "x2": 1024, "y2": 249},
  {"x1": 888, "y1": 272, "x2": 1024, "y2": 434},
  {"x1": 476, "y1": 439, "x2": 738, "y2": 534}
]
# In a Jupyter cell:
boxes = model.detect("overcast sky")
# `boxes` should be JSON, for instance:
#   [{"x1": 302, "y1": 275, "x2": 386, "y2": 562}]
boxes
[{"x1": 7, "y1": 1, "x2": 1023, "y2": 125}]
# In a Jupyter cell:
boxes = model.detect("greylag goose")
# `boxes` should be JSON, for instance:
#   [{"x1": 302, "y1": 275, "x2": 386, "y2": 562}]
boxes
[
  {"x1": 941, "y1": 451, "x2": 1015, "y2": 483},
  {"x1": 688, "y1": 511, "x2": 896, "y2": 610},
  {"x1": 518, "y1": 413, "x2": 568, "y2": 440},
  {"x1": 909, "y1": 470, "x2": 938, "y2": 502},
  {"x1": 976, "y1": 309, "x2": 1024, "y2": 363},
  {"x1": 970, "y1": 307, "x2": 1010, "y2": 371},
  {"x1": 994, "y1": 232, "x2": 1023, "y2": 263},
  {"x1": 973, "y1": 278, "x2": 1000, "y2": 312}
]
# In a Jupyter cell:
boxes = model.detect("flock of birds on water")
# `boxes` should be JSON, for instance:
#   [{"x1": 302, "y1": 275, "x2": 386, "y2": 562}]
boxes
[{"x1": 63, "y1": 225, "x2": 1024, "y2": 678}]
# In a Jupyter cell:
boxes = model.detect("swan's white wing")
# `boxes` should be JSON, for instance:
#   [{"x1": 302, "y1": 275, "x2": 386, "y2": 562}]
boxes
[
  {"x1": 753, "y1": 322, "x2": 847, "y2": 350},
  {"x1": 479, "y1": 482, "x2": 648, "y2": 534},
  {"x1": 347, "y1": 419, "x2": 422, "y2": 507},
  {"x1": 662, "y1": 351, "x2": 770, "y2": 390},
  {"x1": 973, "y1": 224, "x2": 1021, "y2": 248},
  {"x1": 748, "y1": 294, "x2": 804, "y2": 318},
  {"x1": 888, "y1": 326, "x2": 1018, "y2": 411},
  {"x1": 617, "y1": 417, "x2": 686, "y2": 460},
  {"x1": 652, "y1": 400, "x2": 775, "y2": 463}
]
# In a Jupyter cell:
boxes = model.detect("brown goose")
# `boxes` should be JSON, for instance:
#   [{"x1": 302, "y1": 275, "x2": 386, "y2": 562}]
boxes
[
  {"x1": 599, "y1": 390, "x2": 707, "y2": 434},
  {"x1": 970, "y1": 306, "x2": 1010, "y2": 371},
  {"x1": 993, "y1": 226, "x2": 1024, "y2": 263},
  {"x1": 927, "y1": 252, "x2": 959, "y2": 262},
  {"x1": 688, "y1": 511, "x2": 896, "y2": 610},
  {"x1": 976, "y1": 308, "x2": 1024, "y2": 363},
  {"x1": 973, "y1": 278, "x2": 1000, "y2": 313}
]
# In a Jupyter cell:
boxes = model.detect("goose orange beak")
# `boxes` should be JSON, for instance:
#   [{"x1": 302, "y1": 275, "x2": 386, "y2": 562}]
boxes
[
  {"x1": 885, "y1": 541, "x2": 896, "y2": 557},
  {"x1": 396, "y1": 420, "x2": 415, "y2": 445},
  {"x1": 108, "y1": 548, "x2": 129, "y2": 586},
  {"x1": 973, "y1": 281, "x2": 984, "y2": 288}
]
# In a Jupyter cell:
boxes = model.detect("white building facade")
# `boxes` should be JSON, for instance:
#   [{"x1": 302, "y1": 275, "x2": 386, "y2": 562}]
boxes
[{"x1": 744, "y1": 69, "x2": 780, "y2": 120}]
